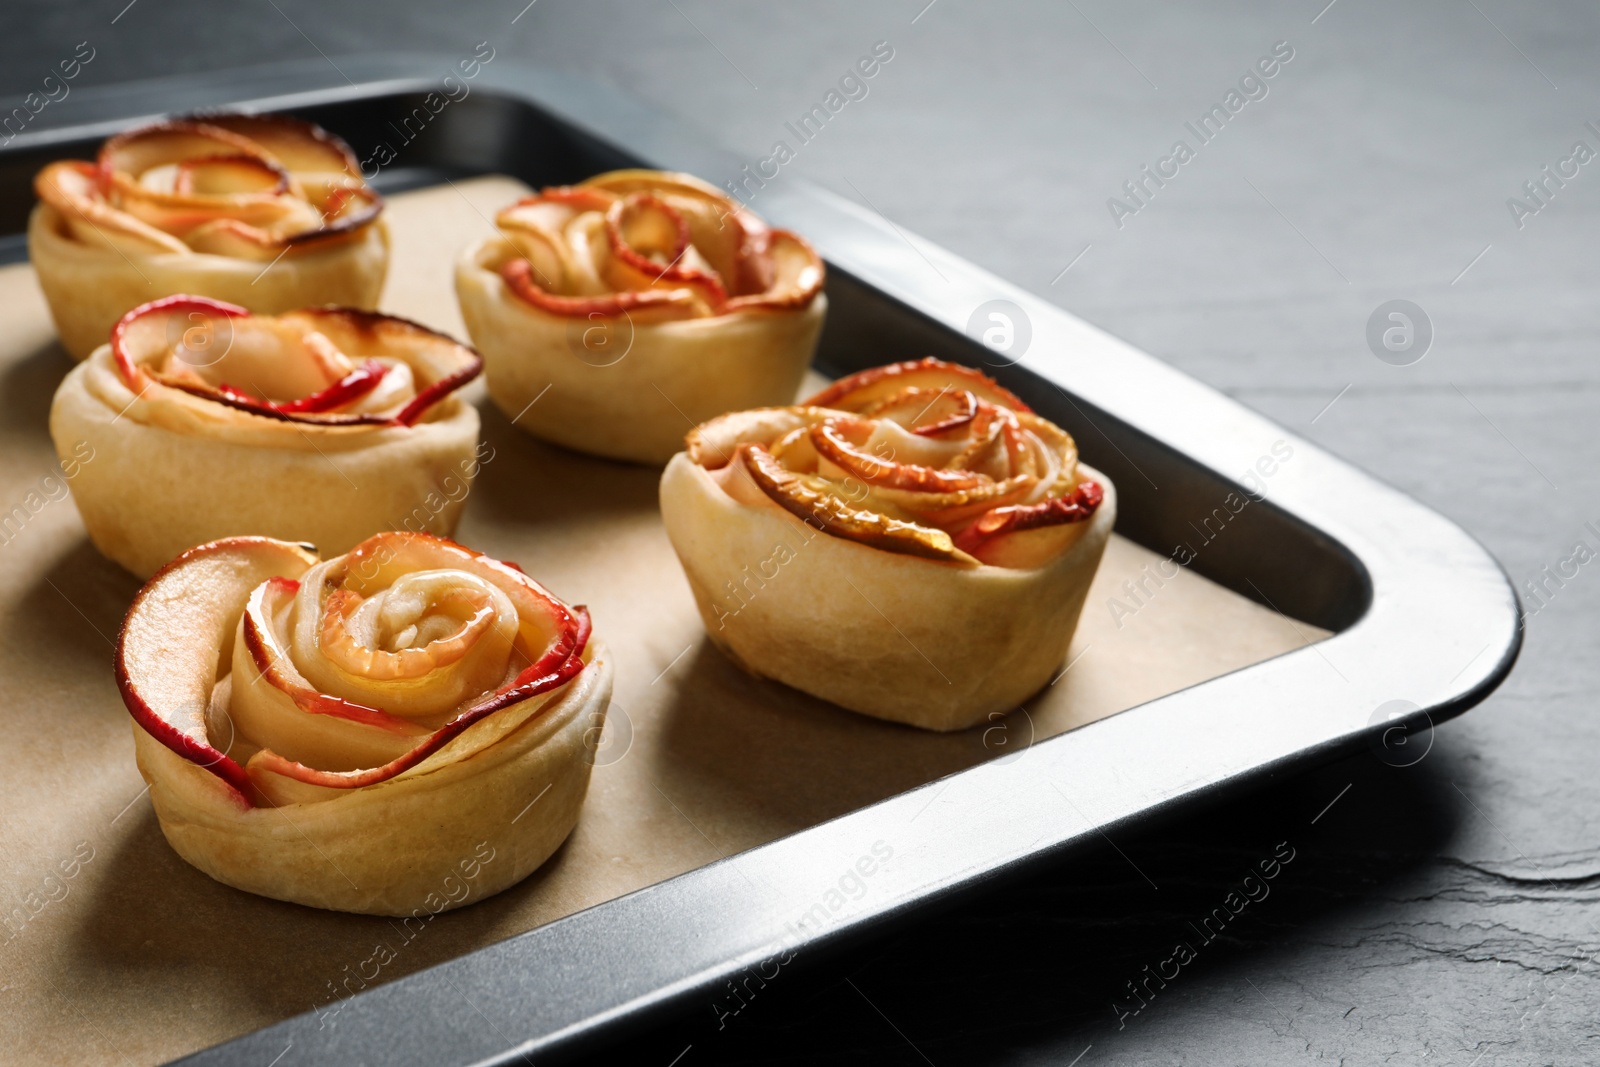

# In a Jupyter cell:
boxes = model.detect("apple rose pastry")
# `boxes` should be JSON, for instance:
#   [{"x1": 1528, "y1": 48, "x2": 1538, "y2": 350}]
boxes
[
  {"x1": 455, "y1": 169, "x2": 827, "y2": 464},
  {"x1": 31, "y1": 114, "x2": 388, "y2": 359},
  {"x1": 660, "y1": 358, "x2": 1116, "y2": 731},
  {"x1": 51, "y1": 295, "x2": 482, "y2": 578},
  {"x1": 116, "y1": 532, "x2": 612, "y2": 915}
]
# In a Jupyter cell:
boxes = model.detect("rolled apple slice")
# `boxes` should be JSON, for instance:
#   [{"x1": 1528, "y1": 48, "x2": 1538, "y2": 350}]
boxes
[
  {"x1": 454, "y1": 168, "x2": 827, "y2": 465},
  {"x1": 660, "y1": 357, "x2": 1116, "y2": 731},
  {"x1": 51, "y1": 296, "x2": 484, "y2": 578},
  {"x1": 29, "y1": 113, "x2": 389, "y2": 360},
  {"x1": 117, "y1": 532, "x2": 613, "y2": 916}
]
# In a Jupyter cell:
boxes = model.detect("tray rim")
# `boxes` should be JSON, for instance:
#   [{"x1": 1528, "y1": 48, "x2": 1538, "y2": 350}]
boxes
[{"x1": 0, "y1": 53, "x2": 1522, "y2": 1067}]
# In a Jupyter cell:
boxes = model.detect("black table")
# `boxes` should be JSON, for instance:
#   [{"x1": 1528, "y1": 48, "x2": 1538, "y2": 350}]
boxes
[{"x1": 6, "y1": 2, "x2": 1592, "y2": 1063}]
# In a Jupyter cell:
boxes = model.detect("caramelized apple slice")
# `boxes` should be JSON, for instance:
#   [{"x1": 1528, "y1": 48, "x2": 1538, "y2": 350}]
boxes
[
  {"x1": 230, "y1": 576, "x2": 433, "y2": 773},
  {"x1": 861, "y1": 387, "x2": 979, "y2": 436},
  {"x1": 722, "y1": 229, "x2": 824, "y2": 312},
  {"x1": 953, "y1": 480, "x2": 1105, "y2": 561},
  {"x1": 102, "y1": 118, "x2": 380, "y2": 245},
  {"x1": 805, "y1": 357, "x2": 1031, "y2": 414},
  {"x1": 170, "y1": 154, "x2": 290, "y2": 199},
  {"x1": 111, "y1": 297, "x2": 482, "y2": 428},
  {"x1": 495, "y1": 195, "x2": 584, "y2": 293},
  {"x1": 285, "y1": 307, "x2": 482, "y2": 424},
  {"x1": 501, "y1": 257, "x2": 707, "y2": 321},
  {"x1": 740, "y1": 443, "x2": 974, "y2": 564},
  {"x1": 687, "y1": 406, "x2": 833, "y2": 469},
  {"x1": 34, "y1": 161, "x2": 190, "y2": 256},
  {"x1": 243, "y1": 607, "x2": 589, "y2": 797},
  {"x1": 335, "y1": 532, "x2": 576, "y2": 653},
  {"x1": 197, "y1": 113, "x2": 364, "y2": 179},
  {"x1": 105, "y1": 129, "x2": 304, "y2": 239},
  {"x1": 183, "y1": 217, "x2": 302, "y2": 260},
  {"x1": 115, "y1": 537, "x2": 319, "y2": 800},
  {"x1": 602, "y1": 193, "x2": 729, "y2": 312},
  {"x1": 809, "y1": 419, "x2": 996, "y2": 494},
  {"x1": 582, "y1": 169, "x2": 759, "y2": 285}
]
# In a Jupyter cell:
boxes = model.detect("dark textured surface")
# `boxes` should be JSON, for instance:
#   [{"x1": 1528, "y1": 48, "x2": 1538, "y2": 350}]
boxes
[{"x1": 5, "y1": 2, "x2": 1594, "y2": 1064}]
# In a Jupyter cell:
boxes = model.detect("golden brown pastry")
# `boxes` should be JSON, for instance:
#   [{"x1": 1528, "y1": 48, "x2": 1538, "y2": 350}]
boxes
[
  {"x1": 51, "y1": 296, "x2": 482, "y2": 578},
  {"x1": 117, "y1": 532, "x2": 611, "y2": 915},
  {"x1": 31, "y1": 114, "x2": 388, "y2": 359},
  {"x1": 660, "y1": 358, "x2": 1115, "y2": 731},
  {"x1": 455, "y1": 169, "x2": 826, "y2": 464}
]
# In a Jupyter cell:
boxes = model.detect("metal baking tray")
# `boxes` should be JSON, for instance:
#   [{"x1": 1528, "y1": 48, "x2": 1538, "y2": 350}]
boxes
[{"x1": 0, "y1": 54, "x2": 1521, "y2": 1066}]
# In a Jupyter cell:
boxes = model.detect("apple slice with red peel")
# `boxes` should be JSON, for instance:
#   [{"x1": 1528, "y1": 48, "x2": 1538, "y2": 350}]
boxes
[
  {"x1": 603, "y1": 193, "x2": 731, "y2": 312},
  {"x1": 579, "y1": 169, "x2": 773, "y2": 293},
  {"x1": 245, "y1": 605, "x2": 589, "y2": 797},
  {"x1": 217, "y1": 358, "x2": 388, "y2": 414},
  {"x1": 501, "y1": 257, "x2": 706, "y2": 321},
  {"x1": 805, "y1": 357, "x2": 1032, "y2": 414},
  {"x1": 159, "y1": 379, "x2": 401, "y2": 426},
  {"x1": 242, "y1": 531, "x2": 589, "y2": 794},
  {"x1": 100, "y1": 121, "x2": 275, "y2": 187},
  {"x1": 99, "y1": 121, "x2": 295, "y2": 234},
  {"x1": 115, "y1": 537, "x2": 318, "y2": 803},
  {"x1": 99, "y1": 118, "x2": 381, "y2": 246},
  {"x1": 292, "y1": 308, "x2": 483, "y2": 427},
  {"x1": 111, "y1": 296, "x2": 481, "y2": 428},
  {"x1": 34, "y1": 161, "x2": 191, "y2": 255},
  {"x1": 231, "y1": 577, "x2": 433, "y2": 773},
  {"x1": 501, "y1": 186, "x2": 615, "y2": 220},
  {"x1": 952, "y1": 480, "x2": 1105, "y2": 558},
  {"x1": 112, "y1": 294, "x2": 250, "y2": 391},
  {"x1": 686, "y1": 406, "x2": 832, "y2": 469},
  {"x1": 809, "y1": 419, "x2": 996, "y2": 494},
  {"x1": 194, "y1": 113, "x2": 364, "y2": 179},
  {"x1": 491, "y1": 177, "x2": 823, "y2": 322},
  {"x1": 860, "y1": 386, "x2": 980, "y2": 437},
  {"x1": 739, "y1": 443, "x2": 972, "y2": 563},
  {"x1": 474, "y1": 602, "x2": 591, "y2": 718},
  {"x1": 722, "y1": 229, "x2": 825, "y2": 313},
  {"x1": 170, "y1": 154, "x2": 291, "y2": 199},
  {"x1": 334, "y1": 531, "x2": 577, "y2": 657},
  {"x1": 493, "y1": 188, "x2": 610, "y2": 289},
  {"x1": 35, "y1": 115, "x2": 382, "y2": 267}
]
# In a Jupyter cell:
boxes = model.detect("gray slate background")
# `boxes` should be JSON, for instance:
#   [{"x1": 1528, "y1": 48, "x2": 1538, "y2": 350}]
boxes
[{"x1": 5, "y1": 1, "x2": 1597, "y2": 1064}]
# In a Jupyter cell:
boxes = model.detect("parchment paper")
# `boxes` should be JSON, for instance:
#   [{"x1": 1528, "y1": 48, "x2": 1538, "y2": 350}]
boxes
[{"x1": 0, "y1": 177, "x2": 1327, "y2": 1065}]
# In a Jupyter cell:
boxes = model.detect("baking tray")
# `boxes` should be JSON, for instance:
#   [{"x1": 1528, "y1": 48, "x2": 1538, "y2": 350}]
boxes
[{"x1": 0, "y1": 55, "x2": 1520, "y2": 1065}]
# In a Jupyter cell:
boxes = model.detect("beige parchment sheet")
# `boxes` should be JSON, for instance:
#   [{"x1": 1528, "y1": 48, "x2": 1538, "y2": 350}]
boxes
[{"x1": 0, "y1": 177, "x2": 1327, "y2": 1065}]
